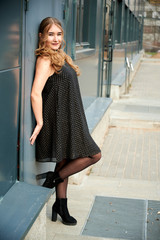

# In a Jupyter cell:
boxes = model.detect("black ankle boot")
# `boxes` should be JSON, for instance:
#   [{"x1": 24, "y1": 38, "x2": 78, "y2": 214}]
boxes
[
  {"x1": 42, "y1": 171, "x2": 64, "y2": 189},
  {"x1": 52, "y1": 198, "x2": 77, "y2": 225}
]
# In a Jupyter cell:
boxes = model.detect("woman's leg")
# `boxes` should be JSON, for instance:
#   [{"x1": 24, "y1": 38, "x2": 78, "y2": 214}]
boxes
[
  {"x1": 55, "y1": 159, "x2": 68, "y2": 199},
  {"x1": 58, "y1": 152, "x2": 101, "y2": 180},
  {"x1": 52, "y1": 159, "x2": 77, "y2": 225},
  {"x1": 55, "y1": 178, "x2": 68, "y2": 199},
  {"x1": 51, "y1": 153, "x2": 101, "y2": 225}
]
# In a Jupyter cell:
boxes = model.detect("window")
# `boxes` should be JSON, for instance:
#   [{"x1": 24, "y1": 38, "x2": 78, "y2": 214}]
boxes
[
  {"x1": 76, "y1": 0, "x2": 93, "y2": 49},
  {"x1": 123, "y1": 5, "x2": 128, "y2": 42},
  {"x1": 128, "y1": 10, "x2": 132, "y2": 42},
  {"x1": 114, "y1": 0, "x2": 122, "y2": 43}
]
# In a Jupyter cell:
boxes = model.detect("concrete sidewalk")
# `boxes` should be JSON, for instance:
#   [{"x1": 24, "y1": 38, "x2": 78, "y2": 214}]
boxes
[{"x1": 46, "y1": 58, "x2": 160, "y2": 240}]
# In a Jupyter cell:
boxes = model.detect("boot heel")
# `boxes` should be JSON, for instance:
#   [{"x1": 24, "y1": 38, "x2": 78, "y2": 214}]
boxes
[
  {"x1": 36, "y1": 171, "x2": 54, "y2": 180},
  {"x1": 53, "y1": 198, "x2": 77, "y2": 225},
  {"x1": 36, "y1": 172, "x2": 48, "y2": 180},
  {"x1": 52, "y1": 209, "x2": 57, "y2": 222}
]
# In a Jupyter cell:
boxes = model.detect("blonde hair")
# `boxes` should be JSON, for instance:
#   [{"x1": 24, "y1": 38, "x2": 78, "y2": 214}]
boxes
[{"x1": 35, "y1": 17, "x2": 80, "y2": 75}]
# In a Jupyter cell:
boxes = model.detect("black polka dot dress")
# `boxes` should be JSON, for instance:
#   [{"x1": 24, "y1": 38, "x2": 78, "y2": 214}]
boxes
[{"x1": 36, "y1": 62, "x2": 100, "y2": 163}]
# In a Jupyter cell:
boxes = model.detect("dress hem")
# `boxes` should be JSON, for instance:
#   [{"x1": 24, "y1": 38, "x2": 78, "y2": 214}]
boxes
[{"x1": 36, "y1": 149, "x2": 101, "y2": 163}]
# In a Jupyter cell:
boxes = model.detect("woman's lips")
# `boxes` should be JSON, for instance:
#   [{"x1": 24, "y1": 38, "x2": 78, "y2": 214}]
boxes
[{"x1": 51, "y1": 43, "x2": 60, "y2": 49}]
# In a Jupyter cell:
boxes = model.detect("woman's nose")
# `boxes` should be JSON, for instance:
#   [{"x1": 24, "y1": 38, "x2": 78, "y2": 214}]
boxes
[{"x1": 53, "y1": 35, "x2": 58, "y2": 42}]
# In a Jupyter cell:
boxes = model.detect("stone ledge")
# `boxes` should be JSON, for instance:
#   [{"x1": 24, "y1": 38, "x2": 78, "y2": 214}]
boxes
[
  {"x1": 0, "y1": 182, "x2": 52, "y2": 240},
  {"x1": 24, "y1": 205, "x2": 47, "y2": 240}
]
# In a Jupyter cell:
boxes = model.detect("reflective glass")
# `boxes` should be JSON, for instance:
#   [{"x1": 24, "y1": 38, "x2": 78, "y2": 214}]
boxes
[{"x1": 0, "y1": 0, "x2": 21, "y2": 198}]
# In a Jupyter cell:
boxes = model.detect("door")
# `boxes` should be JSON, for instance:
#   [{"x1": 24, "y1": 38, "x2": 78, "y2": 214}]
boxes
[{"x1": 98, "y1": 0, "x2": 114, "y2": 97}]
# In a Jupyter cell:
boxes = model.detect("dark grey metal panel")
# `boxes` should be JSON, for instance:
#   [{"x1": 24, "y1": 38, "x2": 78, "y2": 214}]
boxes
[
  {"x1": 0, "y1": 0, "x2": 21, "y2": 70},
  {"x1": 0, "y1": 0, "x2": 21, "y2": 198},
  {"x1": 82, "y1": 196, "x2": 147, "y2": 239},
  {"x1": 0, "y1": 69, "x2": 20, "y2": 197},
  {"x1": 147, "y1": 200, "x2": 160, "y2": 240}
]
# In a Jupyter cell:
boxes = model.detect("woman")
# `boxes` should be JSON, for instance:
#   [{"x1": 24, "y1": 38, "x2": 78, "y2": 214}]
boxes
[{"x1": 30, "y1": 17, "x2": 101, "y2": 226}]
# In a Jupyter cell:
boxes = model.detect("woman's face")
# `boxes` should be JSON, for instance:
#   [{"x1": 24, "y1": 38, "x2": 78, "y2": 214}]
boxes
[{"x1": 45, "y1": 23, "x2": 63, "y2": 50}]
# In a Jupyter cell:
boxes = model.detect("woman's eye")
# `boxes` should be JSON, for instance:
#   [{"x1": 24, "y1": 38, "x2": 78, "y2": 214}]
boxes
[{"x1": 48, "y1": 33, "x2": 62, "y2": 37}]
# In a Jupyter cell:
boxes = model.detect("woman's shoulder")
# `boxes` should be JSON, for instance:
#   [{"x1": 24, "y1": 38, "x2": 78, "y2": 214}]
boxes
[
  {"x1": 36, "y1": 56, "x2": 52, "y2": 70},
  {"x1": 36, "y1": 55, "x2": 51, "y2": 65},
  {"x1": 35, "y1": 56, "x2": 54, "y2": 76}
]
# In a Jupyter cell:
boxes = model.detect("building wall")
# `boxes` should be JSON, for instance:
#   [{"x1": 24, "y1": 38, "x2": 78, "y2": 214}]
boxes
[{"x1": 143, "y1": 1, "x2": 160, "y2": 51}]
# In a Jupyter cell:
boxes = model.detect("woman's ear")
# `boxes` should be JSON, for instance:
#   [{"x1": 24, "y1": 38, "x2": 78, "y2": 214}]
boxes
[{"x1": 39, "y1": 33, "x2": 42, "y2": 38}]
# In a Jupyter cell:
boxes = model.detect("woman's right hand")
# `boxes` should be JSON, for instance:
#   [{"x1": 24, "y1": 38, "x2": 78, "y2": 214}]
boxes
[{"x1": 30, "y1": 123, "x2": 43, "y2": 145}]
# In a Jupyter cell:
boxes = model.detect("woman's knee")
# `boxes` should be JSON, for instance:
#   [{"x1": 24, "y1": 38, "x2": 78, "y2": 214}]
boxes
[
  {"x1": 91, "y1": 152, "x2": 101, "y2": 164},
  {"x1": 55, "y1": 158, "x2": 67, "y2": 172}
]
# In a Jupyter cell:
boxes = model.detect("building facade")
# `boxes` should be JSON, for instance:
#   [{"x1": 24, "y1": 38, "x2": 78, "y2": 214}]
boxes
[{"x1": 143, "y1": 0, "x2": 160, "y2": 51}]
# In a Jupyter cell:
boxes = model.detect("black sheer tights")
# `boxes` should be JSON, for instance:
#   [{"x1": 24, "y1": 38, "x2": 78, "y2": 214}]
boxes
[
  {"x1": 55, "y1": 159, "x2": 68, "y2": 199},
  {"x1": 55, "y1": 153, "x2": 101, "y2": 199}
]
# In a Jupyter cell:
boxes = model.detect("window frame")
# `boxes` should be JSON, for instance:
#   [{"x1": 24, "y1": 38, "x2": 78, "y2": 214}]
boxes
[{"x1": 76, "y1": 0, "x2": 90, "y2": 49}]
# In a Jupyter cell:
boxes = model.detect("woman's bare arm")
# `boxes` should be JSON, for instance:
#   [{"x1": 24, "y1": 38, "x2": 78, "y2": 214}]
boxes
[{"x1": 30, "y1": 57, "x2": 54, "y2": 145}]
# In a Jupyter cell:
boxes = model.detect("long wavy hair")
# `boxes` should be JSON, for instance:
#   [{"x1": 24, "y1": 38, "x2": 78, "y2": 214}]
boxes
[{"x1": 35, "y1": 17, "x2": 80, "y2": 75}]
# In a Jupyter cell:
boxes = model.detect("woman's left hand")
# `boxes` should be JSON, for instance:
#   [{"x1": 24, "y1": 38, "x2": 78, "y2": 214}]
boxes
[{"x1": 30, "y1": 123, "x2": 43, "y2": 145}]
